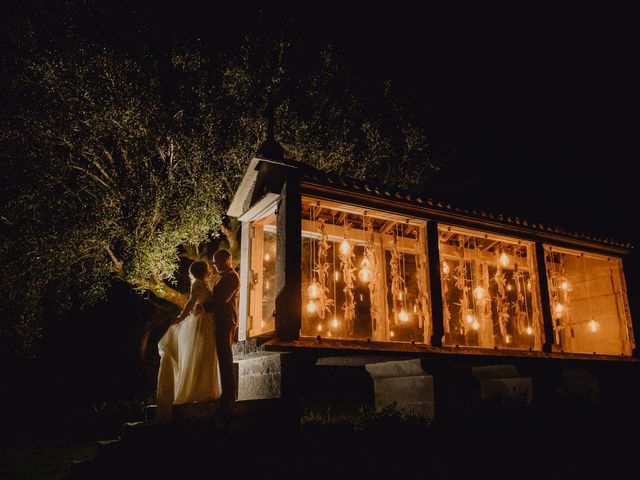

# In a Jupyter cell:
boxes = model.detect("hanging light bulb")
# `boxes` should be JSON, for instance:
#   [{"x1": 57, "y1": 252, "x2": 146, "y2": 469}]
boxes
[
  {"x1": 555, "y1": 303, "x2": 564, "y2": 316},
  {"x1": 331, "y1": 317, "x2": 339, "y2": 328},
  {"x1": 473, "y1": 286, "x2": 488, "y2": 301},
  {"x1": 340, "y1": 238, "x2": 351, "y2": 254},
  {"x1": 316, "y1": 323, "x2": 323, "y2": 332},
  {"x1": 399, "y1": 309, "x2": 409, "y2": 322},
  {"x1": 260, "y1": 320, "x2": 265, "y2": 329},
  {"x1": 398, "y1": 291, "x2": 403, "y2": 301},
  {"x1": 358, "y1": 258, "x2": 371, "y2": 283},
  {"x1": 561, "y1": 279, "x2": 569, "y2": 291},
  {"x1": 505, "y1": 334, "x2": 512, "y2": 344},
  {"x1": 526, "y1": 326, "x2": 533, "y2": 335},
  {"x1": 472, "y1": 320, "x2": 480, "y2": 330},
  {"x1": 359, "y1": 293, "x2": 364, "y2": 301},
  {"x1": 390, "y1": 330, "x2": 395, "y2": 338},
  {"x1": 334, "y1": 271, "x2": 340, "y2": 281},
  {"x1": 499, "y1": 251, "x2": 510, "y2": 267},
  {"x1": 307, "y1": 282, "x2": 321, "y2": 300},
  {"x1": 442, "y1": 261, "x2": 450, "y2": 275},
  {"x1": 264, "y1": 252, "x2": 271, "y2": 262},
  {"x1": 306, "y1": 301, "x2": 317, "y2": 314},
  {"x1": 507, "y1": 284, "x2": 512, "y2": 291},
  {"x1": 465, "y1": 312, "x2": 475, "y2": 324},
  {"x1": 413, "y1": 304, "x2": 418, "y2": 314},
  {"x1": 327, "y1": 331, "x2": 332, "y2": 337},
  {"x1": 589, "y1": 319, "x2": 599, "y2": 333}
]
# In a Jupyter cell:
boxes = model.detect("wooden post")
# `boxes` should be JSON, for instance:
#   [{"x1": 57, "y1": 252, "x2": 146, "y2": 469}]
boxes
[
  {"x1": 275, "y1": 172, "x2": 302, "y2": 341},
  {"x1": 237, "y1": 221, "x2": 251, "y2": 342},
  {"x1": 621, "y1": 255, "x2": 640, "y2": 356},
  {"x1": 427, "y1": 221, "x2": 444, "y2": 347},
  {"x1": 535, "y1": 242, "x2": 555, "y2": 353}
]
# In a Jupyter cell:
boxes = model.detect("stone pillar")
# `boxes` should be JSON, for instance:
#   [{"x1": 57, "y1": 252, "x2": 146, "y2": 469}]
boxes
[{"x1": 365, "y1": 359, "x2": 435, "y2": 419}]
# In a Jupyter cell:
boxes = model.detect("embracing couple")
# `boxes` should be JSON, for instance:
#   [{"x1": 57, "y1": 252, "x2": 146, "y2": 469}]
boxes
[{"x1": 156, "y1": 249, "x2": 239, "y2": 423}]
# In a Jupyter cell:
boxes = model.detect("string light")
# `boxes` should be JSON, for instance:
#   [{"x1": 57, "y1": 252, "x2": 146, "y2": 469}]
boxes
[
  {"x1": 306, "y1": 301, "x2": 317, "y2": 314},
  {"x1": 264, "y1": 252, "x2": 271, "y2": 262},
  {"x1": 555, "y1": 303, "x2": 564, "y2": 316},
  {"x1": 561, "y1": 279, "x2": 569, "y2": 291},
  {"x1": 465, "y1": 312, "x2": 474, "y2": 324},
  {"x1": 505, "y1": 334, "x2": 512, "y2": 344},
  {"x1": 589, "y1": 319, "x2": 599, "y2": 333},
  {"x1": 500, "y1": 251, "x2": 510, "y2": 267},
  {"x1": 442, "y1": 261, "x2": 450, "y2": 275},
  {"x1": 507, "y1": 284, "x2": 512, "y2": 291},
  {"x1": 358, "y1": 257, "x2": 371, "y2": 283},
  {"x1": 334, "y1": 271, "x2": 340, "y2": 281},
  {"x1": 399, "y1": 309, "x2": 409, "y2": 322},
  {"x1": 473, "y1": 286, "x2": 488, "y2": 301},
  {"x1": 526, "y1": 326, "x2": 533, "y2": 335},
  {"x1": 331, "y1": 317, "x2": 339, "y2": 328},
  {"x1": 308, "y1": 281, "x2": 321, "y2": 300},
  {"x1": 472, "y1": 320, "x2": 480, "y2": 330},
  {"x1": 340, "y1": 238, "x2": 351, "y2": 255},
  {"x1": 390, "y1": 330, "x2": 395, "y2": 338},
  {"x1": 413, "y1": 304, "x2": 418, "y2": 314},
  {"x1": 316, "y1": 323, "x2": 323, "y2": 332}
]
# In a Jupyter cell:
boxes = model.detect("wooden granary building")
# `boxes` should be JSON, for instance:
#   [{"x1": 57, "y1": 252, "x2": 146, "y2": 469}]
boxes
[{"x1": 227, "y1": 147, "x2": 639, "y2": 415}]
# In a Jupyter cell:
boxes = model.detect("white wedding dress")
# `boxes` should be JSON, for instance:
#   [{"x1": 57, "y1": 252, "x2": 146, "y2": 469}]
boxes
[{"x1": 156, "y1": 279, "x2": 221, "y2": 422}]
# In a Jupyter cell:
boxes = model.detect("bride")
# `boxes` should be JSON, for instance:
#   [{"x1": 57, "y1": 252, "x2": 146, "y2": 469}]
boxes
[{"x1": 156, "y1": 260, "x2": 221, "y2": 422}]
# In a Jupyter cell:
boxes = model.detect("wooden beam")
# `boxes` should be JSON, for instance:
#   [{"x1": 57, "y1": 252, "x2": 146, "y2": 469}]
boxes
[{"x1": 536, "y1": 242, "x2": 556, "y2": 353}]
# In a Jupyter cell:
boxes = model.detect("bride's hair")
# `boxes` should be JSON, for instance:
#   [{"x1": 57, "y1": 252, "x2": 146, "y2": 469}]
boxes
[{"x1": 189, "y1": 261, "x2": 208, "y2": 281}]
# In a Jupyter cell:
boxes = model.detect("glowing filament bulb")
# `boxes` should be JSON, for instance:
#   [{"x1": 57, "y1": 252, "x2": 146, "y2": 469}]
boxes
[
  {"x1": 307, "y1": 282, "x2": 321, "y2": 300},
  {"x1": 505, "y1": 334, "x2": 512, "y2": 344},
  {"x1": 340, "y1": 238, "x2": 351, "y2": 254},
  {"x1": 506, "y1": 284, "x2": 512, "y2": 291},
  {"x1": 306, "y1": 301, "x2": 317, "y2": 314},
  {"x1": 334, "y1": 271, "x2": 340, "y2": 281},
  {"x1": 413, "y1": 304, "x2": 418, "y2": 314},
  {"x1": 472, "y1": 320, "x2": 480, "y2": 330},
  {"x1": 499, "y1": 251, "x2": 509, "y2": 267},
  {"x1": 399, "y1": 310, "x2": 409, "y2": 322},
  {"x1": 390, "y1": 331, "x2": 395, "y2": 338},
  {"x1": 264, "y1": 252, "x2": 271, "y2": 262},
  {"x1": 398, "y1": 291, "x2": 403, "y2": 301},
  {"x1": 331, "y1": 317, "x2": 339, "y2": 328},
  {"x1": 260, "y1": 320, "x2": 265, "y2": 329},
  {"x1": 589, "y1": 319, "x2": 599, "y2": 333},
  {"x1": 358, "y1": 259, "x2": 372, "y2": 282},
  {"x1": 442, "y1": 261, "x2": 450, "y2": 275},
  {"x1": 473, "y1": 286, "x2": 488, "y2": 301},
  {"x1": 526, "y1": 326, "x2": 533, "y2": 335},
  {"x1": 465, "y1": 312, "x2": 474, "y2": 324},
  {"x1": 316, "y1": 323, "x2": 323, "y2": 332},
  {"x1": 561, "y1": 279, "x2": 569, "y2": 290},
  {"x1": 555, "y1": 303, "x2": 564, "y2": 315}
]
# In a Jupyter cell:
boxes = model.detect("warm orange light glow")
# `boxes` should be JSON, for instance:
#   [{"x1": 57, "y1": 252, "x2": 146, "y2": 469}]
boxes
[
  {"x1": 527, "y1": 280, "x2": 532, "y2": 292},
  {"x1": 472, "y1": 320, "x2": 480, "y2": 330},
  {"x1": 465, "y1": 313, "x2": 474, "y2": 324},
  {"x1": 390, "y1": 330, "x2": 395, "y2": 338},
  {"x1": 561, "y1": 279, "x2": 569, "y2": 290},
  {"x1": 555, "y1": 303, "x2": 564, "y2": 315},
  {"x1": 399, "y1": 310, "x2": 409, "y2": 322},
  {"x1": 340, "y1": 238, "x2": 351, "y2": 254},
  {"x1": 331, "y1": 317, "x2": 339, "y2": 328},
  {"x1": 308, "y1": 282, "x2": 321, "y2": 299},
  {"x1": 306, "y1": 301, "x2": 317, "y2": 314},
  {"x1": 442, "y1": 261, "x2": 450, "y2": 275},
  {"x1": 473, "y1": 286, "x2": 488, "y2": 301},
  {"x1": 506, "y1": 284, "x2": 512, "y2": 291},
  {"x1": 264, "y1": 252, "x2": 271, "y2": 262},
  {"x1": 316, "y1": 323, "x2": 323, "y2": 332},
  {"x1": 413, "y1": 304, "x2": 418, "y2": 313},
  {"x1": 334, "y1": 271, "x2": 340, "y2": 281},
  {"x1": 358, "y1": 267, "x2": 371, "y2": 283},
  {"x1": 526, "y1": 326, "x2": 533, "y2": 335},
  {"x1": 505, "y1": 334, "x2": 512, "y2": 344},
  {"x1": 589, "y1": 319, "x2": 599, "y2": 333},
  {"x1": 499, "y1": 251, "x2": 509, "y2": 267}
]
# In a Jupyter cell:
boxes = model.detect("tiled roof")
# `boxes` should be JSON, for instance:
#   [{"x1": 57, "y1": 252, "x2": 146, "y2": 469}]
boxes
[{"x1": 300, "y1": 167, "x2": 634, "y2": 251}]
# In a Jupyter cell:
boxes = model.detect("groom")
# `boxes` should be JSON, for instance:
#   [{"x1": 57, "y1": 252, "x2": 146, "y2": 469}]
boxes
[{"x1": 208, "y1": 249, "x2": 240, "y2": 407}]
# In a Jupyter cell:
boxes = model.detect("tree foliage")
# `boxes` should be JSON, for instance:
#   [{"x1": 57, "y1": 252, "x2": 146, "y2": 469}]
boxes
[{"x1": 0, "y1": 11, "x2": 441, "y2": 355}]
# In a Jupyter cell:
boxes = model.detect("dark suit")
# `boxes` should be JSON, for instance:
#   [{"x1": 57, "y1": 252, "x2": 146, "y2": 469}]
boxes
[{"x1": 210, "y1": 267, "x2": 239, "y2": 404}]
